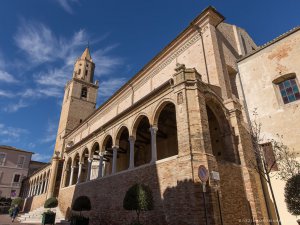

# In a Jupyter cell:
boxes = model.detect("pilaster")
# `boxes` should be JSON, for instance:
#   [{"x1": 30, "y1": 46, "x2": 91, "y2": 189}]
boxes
[{"x1": 47, "y1": 154, "x2": 60, "y2": 198}]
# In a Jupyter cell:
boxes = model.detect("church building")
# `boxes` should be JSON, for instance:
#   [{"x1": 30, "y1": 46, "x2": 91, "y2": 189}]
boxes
[{"x1": 21, "y1": 6, "x2": 283, "y2": 225}]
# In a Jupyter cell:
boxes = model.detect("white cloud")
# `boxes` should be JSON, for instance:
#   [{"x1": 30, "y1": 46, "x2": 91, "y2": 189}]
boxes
[
  {"x1": 15, "y1": 21, "x2": 57, "y2": 64},
  {"x1": 55, "y1": 0, "x2": 78, "y2": 14},
  {"x1": 0, "y1": 123, "x2": 28, "y2": 140},
  {"x1": 3, "y1": 100, "x2": 28, "y2": 112},
  {"x1": 0, "y1": 90, "x2": 14, "y2": 98},
  {"x1": 14, "y1": 20, "x2": 87, "y2": 65},
  {"x1": 0, "y1": 70, "x2": 18, "y2": 83},
  {"x1": 9, "y1": 19, "x2": 125, "y2": 110},
  {"x1": 93, "y1": 46, "x2": 123, "y2": 77},
  {"x1": 32, "y1": 153, "x2": 52, "y2": 162},
  {"x1": 98, "y1": 78, "x2": 127, "y2": 97}
]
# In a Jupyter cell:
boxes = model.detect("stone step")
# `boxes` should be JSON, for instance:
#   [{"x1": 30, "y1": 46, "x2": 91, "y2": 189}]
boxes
[{"x1": 17, "y1": 206, "x2": 65, "y2": 223}]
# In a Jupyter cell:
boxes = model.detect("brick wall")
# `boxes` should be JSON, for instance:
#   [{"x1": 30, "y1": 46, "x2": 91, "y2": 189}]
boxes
[
  {"x1": 58, "y1": 156, "x2": 208, "y2": 225},
  {"x1": 23, "y1": 193, "x2": 48, "y2": 212}
]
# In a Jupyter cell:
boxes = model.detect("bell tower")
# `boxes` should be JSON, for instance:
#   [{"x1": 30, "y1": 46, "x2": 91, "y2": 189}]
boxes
[{"x1": 54, "y1": 47, "x2": 99, "y2": 156}]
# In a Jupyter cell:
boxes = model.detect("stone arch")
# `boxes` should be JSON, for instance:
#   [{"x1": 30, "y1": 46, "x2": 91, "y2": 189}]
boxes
[
  {"x1": 152, "y1": 99, "x2": 176, "y2": 127},
  {"x1": 131, "y1": 112, "x2": 150, "y2": 138},
  {"x1": 89, "y1": 142, "x2": 100, "y2": 180},
  {"x1": 156, "y1": 102, "x2": 179, "y2": 160},
  {"x1": 115, "y1": 126, "x2": 130, "y2": 172},
  {"x1": 133, "y1": 115, "x2": 151, "y2": 167},
  {"x1": 101, "y1": 134, "x2": 113, "y2": 176},
  {"x1": 80, "y1": 147, "x2": 89, "y2": 163},
  {"x1": 90, "y1": 142, "x2": 100, "y2": 158},
  {"x1": 115, "y1": 125, "x2": 130, "y2": 146},
  {"x1": 205, "y1": 94, "x2": 238, "y2": 163},
  {"x1": 64, "y1": 157, "x2": 73, "y2": 187},
  {"x1": 72, "y1": 152, "x2": 80, "y2": 185},
  {"x1": 80, "y1": 148, "x2": 89, "y2": 183}
]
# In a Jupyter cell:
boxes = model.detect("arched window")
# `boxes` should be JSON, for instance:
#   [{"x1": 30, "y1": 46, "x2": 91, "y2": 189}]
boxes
[{"x1": 81, "y1": 87, "x2": 88, "y2": 98}]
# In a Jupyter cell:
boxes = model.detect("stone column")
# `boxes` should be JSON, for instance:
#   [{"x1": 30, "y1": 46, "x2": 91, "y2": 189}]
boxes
[
  {"x1": 98, "y1": 153, "x2": 104, "y2": 178},
  {"x1": 112, "y1": 146, "x2": 118, "y2": 174},
  {"x1": 128, "y1": 136, "x2": 135, "y2": 169},
  {"x1": 86, "y1": 158, "x2": 92, "y2": 181},
  {"x1": 77, "y1": 163, "x2": 83, "y2": 184},
  {"x1": 149, "y1": 126, "x2": 158, "y2": 163},
  {"x1": 38, "y1": 182, "x2": 42, "y2": 195},
  {"x1": 47, "y1": 155, "x2": 60, "y2": 198},
  {"x1": 29, "y1": 185, "x2": 32, "y2": 196},
  {"x1": 69, "y1": 166, "x2": 74, "y2": 186},
  {"x1": 45, "y1": 178, "x2": 49, "y2": 192}
]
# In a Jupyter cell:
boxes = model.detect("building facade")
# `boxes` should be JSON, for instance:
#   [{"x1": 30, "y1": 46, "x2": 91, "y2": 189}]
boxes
[
  {"x1": 238, "y1": 27, "x2": 300, "y2": 224},
  {"x1": 0, "y1": 145, "x2": 33, "y2": 198},
  {"x1": 21, "y1": 6, "x2": 278, "y2": 225}
]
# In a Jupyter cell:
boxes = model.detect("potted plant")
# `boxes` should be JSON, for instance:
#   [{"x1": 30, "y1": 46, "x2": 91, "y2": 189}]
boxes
[
  {"x1": 123, "y1": 183, "x2": 154, "y2": 225},
  {"x1": 71, "y1": 196, "x2": 91, "y2": 225},
  {"x1": 42, "y1": 197, "x2": 58, "y2": 225}
]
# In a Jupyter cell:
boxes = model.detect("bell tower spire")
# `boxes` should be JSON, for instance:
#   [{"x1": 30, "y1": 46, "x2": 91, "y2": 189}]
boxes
[
  {"x1": 54, "y1": 47, "x2": 99, "y2": 156},
  {"x1": 73, "y1": 46, "x2": 95, "y2": 83}
]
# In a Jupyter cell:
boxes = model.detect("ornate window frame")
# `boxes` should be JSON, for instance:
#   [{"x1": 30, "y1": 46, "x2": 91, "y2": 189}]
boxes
[{"x1": 272, "y1": 73, "x2": 300, "y2": 106}]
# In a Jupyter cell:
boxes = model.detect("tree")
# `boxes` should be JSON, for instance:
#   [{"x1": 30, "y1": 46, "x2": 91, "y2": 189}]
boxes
[
  {"x1": 44, "y1": 197, "x2": 58, "y2": 209},
  {"x1": 123, "y1": 183, "x2": 154, "y2": 225},
  {"x1": 249, "y1": 109, "x2": 300, "y2": 225},
  {"x1": 250, "y1": 109, "x2": 300, "y2": 181},
  {"x1": 284, "y1": 174, "x2": 300, "y2": 216}
]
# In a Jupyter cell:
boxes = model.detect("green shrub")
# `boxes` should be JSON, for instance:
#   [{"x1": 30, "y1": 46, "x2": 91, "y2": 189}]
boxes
[
  {"x1": 285, "y1": 174, "x2": 300, "y2": 215},
  {"x1": 123, "y1": 183, "x2": 154, "y2": 224},
  {"x1": 72, "y1": 196, "x2": 91, "y2": 217},
  {"x1": 44, "y1": 197, "x2": 58, "y2": 209},
  {"x1": 11, "y1": 197, "x2": 23, "y2": 207}
]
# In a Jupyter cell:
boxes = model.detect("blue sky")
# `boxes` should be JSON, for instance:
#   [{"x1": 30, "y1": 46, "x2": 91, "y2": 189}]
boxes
[{"x1": 0, "y1": 0, "x2": 299, "y2": 162}]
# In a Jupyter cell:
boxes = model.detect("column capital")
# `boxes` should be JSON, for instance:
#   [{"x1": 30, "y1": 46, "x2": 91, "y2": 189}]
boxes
[
  {"x1": 99, "y1": 151, "x2": 104, "y2": 157},
  {"x1": 149, "y1": 126, "x2": 158, "y2": 134},
  {"x1": 112, "y1": 145, "x2": 119, "y2": 150},
  {"x1": 88, "y1": 158, "x2": 93, "y2": 163},
  {"x1": 128, "y1": 136, "x2": 136, "y2": 142}
]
